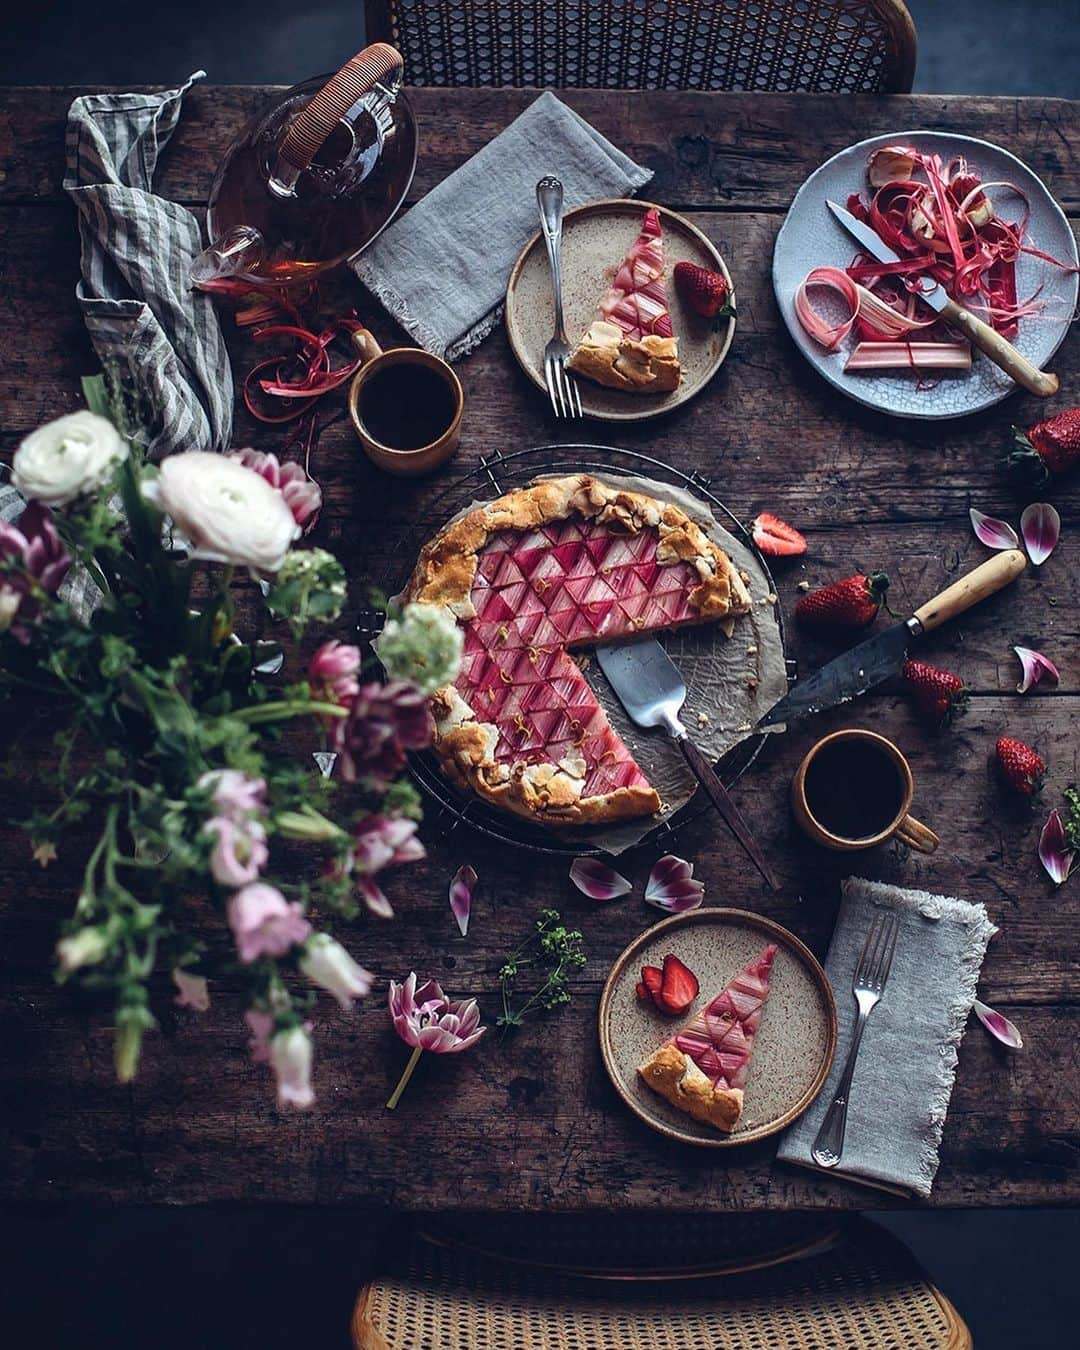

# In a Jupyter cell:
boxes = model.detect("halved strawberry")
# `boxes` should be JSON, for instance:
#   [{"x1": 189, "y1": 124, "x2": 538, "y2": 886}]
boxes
[
  {"x1": 752, "y1": 512, "x2": 807, "y2": 558},
  {"x1": 637, "y1": 964, "x2": 663, "y2": 1005},
  {"x1": 657, "y1": 953, "x2": 699, "y2": 1016}
]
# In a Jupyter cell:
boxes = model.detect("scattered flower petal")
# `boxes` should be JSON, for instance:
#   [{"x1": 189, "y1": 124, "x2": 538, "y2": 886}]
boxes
[
  {"x1": 972, "y1": 999, "x2": 1024, "y2": 1050},
  {"x1": 1020, "y1": 502, "x2": 1060, "y2": 566},
  {"x1": 1014, "y1": 646, "x2": 1060, "y2": 694},
  {"x1": 644, "y1": 855, "x2": 705, "y2": 913},
  {"x1": 969, "y1": 507, "x2": 1019, "y2": 551},
  {"x1": 569, "y1": 856, "x2": 632, "y2": 901},
  {"x1": 1039, "y1": 809, "x2": 1075, "y2": 885},
  {"x1": 449, "y1": 864, "x2": 477, "y2": 936},
  {"x1": 172, "y1": 968, "x2": 210, "y2": 1012}
]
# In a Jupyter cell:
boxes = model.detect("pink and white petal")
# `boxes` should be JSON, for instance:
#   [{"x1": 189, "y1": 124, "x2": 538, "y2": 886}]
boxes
[
  {"x1": 1020, "y1": 502, "x2": 1060, "y2": 566},
  {"x1": 359, "y1": 875, "x2": 395, "y2": 919},
  {"x1": 449, "y1": 864, "x2": 477, "y2": 936},
  {"x1": 644, "y1": 881, "x2": 705, "y2": 914},
  {"x1": 1039, "y1": 809, "x2": 1075, "y2": 885},
  {"x1": 969, "y1": 508, "x2": 1019, "y2": 551},
  {"x1": 1014, "y1": 646, "x2": 1060, "y2": 694},
  {"x1": 645, "y1": 855, "x2": 704, "y2": 907},
  {"x1": 972, "y1": 999, "x2": 1024, "y2": 1049},
  {"x1": 569, "y1": 856, "x2": 632, "y2": 901}
]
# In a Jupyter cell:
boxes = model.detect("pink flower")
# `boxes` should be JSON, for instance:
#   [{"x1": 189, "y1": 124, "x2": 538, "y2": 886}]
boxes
[
  {"x1": 230, "y1": 448, "x2": 322, "y2": 530},
  {"x1": 308, "y1": 640, "x2": 362, "y2": 706},
  {"x1": 334, "y1": 680, "x2": 432, "y2": 786},
  {"x1": 244, "y1": 1008, "x2": 275, "y2": 1063},
  {"x1": 352, "y1": 814, "x2": 426, "y2": 918},
  {"x1": 228, "y1": 883, "x2": 312, "y2": 963},
  {"x1": 389, "y1": 974, "x2": 486, "y2": 1052},
  {"x1": 0, "y1": 500, "x2": 71, "y2": 642},
  {"x1": 205, "y1": 816, "x2": 268, "y2": 887},
  {"x1": 198, "y1": 769, "x2": 266, "y2": 821}
]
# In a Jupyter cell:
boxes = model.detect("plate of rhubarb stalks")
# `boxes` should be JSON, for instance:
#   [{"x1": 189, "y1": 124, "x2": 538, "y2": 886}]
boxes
[
  {"x1": 599, "y1": 909, "x2": 836, "y2": 1147},
  {"x1": 506, "y1": 199, "x2": 736, "y2": 421},
  {"x1": 773, "y1": 131, "x2": 1079, "y2": 418}
]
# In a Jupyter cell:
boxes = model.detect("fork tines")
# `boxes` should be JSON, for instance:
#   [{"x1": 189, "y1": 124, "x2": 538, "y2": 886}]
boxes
[
  {"x1": 855, "y1": 910, "x2": 900, "y2": 994},
  {"x1": 544, "y1": 354, "x2": 582, "y2": 419}
]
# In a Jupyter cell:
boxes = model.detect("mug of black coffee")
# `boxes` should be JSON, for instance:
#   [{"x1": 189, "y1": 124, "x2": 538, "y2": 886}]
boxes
[
  {"x1": 791, "y1": 728, "x2": 939, "y2": 853},
  {"x1": 348, "y1": 330, "x2": 463, "y2": 476}
]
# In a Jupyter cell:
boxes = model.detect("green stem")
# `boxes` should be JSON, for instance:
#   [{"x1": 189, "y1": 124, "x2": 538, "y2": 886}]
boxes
[
  {"x1": 232, "y1": 700, "x2": 349, "y2": 725},
  {"x1": 385, "y1": 1045, "x2": 423, "y2": 1110}
]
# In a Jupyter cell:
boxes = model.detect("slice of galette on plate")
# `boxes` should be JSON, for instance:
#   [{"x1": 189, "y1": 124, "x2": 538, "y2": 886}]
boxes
[
  {"x1": 638, "y1": 943, "x2": 777, "y2": 1132},
  {"x1": 568, "y1": 206, "x2": 681, "y2": 395},
  {"x1": 402, "y1": 473, "x2": 752, "y2": 827}
]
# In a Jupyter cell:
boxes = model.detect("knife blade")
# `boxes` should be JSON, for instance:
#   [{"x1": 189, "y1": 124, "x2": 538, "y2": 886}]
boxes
[
  {"x1": 825, "y1": 199, "x2": 1058, "y2": 398},
  {"x1": 595, "y1": 639, "x2": 778, "y2": 890},
  {"x1": 760, "y1": 549, "x2": 1027, "y2": 728}
]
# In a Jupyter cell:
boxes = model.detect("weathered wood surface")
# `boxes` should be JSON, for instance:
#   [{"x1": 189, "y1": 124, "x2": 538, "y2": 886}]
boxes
[{"x1": 0, "y1": 88, "x2": 1078, "y2": 1211}]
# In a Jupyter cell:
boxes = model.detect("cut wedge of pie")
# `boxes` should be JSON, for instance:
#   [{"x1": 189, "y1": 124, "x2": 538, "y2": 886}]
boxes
[
  {"x1": 402, "y1": 474, "x2": 752, "y2": 826},
  {"x1": 638, "y1": 943, "x2": 777, "y2": 1132},
  {"x1": 568, "y1": 207, "x2": 681, "y2": 395}
]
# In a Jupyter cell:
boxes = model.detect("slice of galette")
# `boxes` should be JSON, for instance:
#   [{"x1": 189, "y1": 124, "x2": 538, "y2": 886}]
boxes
[
  {"x1": 638, "y1": 943, "x2": 777, "y2": 1132},
  {"x1": 568, "y1": 206, "x2": 681, "y2": 395}
]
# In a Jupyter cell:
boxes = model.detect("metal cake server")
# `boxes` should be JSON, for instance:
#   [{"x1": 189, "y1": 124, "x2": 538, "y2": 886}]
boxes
[
  {"x1": 759, "y1": 549, "x2": 1026, "y2": 728},
  {"x1": 595, "y1": 637, "x2": 778, "y2": 890}
]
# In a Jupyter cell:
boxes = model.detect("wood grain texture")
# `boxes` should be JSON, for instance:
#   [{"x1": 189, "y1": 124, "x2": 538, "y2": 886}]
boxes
[{"x1": 0, "y1": 86, "x2": 1077, "y2": 1212}]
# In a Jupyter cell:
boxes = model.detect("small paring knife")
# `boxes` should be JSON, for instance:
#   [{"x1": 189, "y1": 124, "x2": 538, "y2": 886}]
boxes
[
  {"x1": 759, "y1": 549, "x2": 1027, "y2": 728},
  {"x1": 595, "y1": 637, "x2": 779, "y2": 891},
  {"x1": 827, "y1": 199, "x2": 1059, "y2": 399}
]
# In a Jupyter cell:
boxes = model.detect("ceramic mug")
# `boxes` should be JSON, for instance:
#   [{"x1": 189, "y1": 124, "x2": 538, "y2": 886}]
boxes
[
  {"x1": 791, "y1": 728, "x2": 940, "y2": 854},
  {"x1": 347, "y1": 330, "x2": 463, "y2": 476}
]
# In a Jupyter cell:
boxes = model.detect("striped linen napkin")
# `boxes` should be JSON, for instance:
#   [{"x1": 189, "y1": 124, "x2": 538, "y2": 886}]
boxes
[{"x1": 777, "y1": 877, "x2": 998, "y2": 1198}]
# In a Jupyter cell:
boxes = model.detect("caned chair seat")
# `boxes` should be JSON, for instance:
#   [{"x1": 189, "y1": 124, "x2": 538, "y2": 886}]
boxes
[
  {"x1": 364, "y1": 0, "x2": 917, "y2": 92},
  {"x1": 351, "y1": 1216, "x2": 972, "y2": 1350}
]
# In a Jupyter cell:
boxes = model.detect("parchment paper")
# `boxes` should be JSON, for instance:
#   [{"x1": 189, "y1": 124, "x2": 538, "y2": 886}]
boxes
[{"x1": 393, "y1": 472, "x2": 788, "y2": 855}]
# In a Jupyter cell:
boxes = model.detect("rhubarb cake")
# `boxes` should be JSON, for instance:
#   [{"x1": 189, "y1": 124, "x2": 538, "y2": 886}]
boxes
[
  {"x1": 568, "y1": 207, "x2": 681, "y2": 395},
  {"x1": 639, "y1": 943, "x2": 777, "y2": 1132},
  {"x1": 403, "y1": 474, "x2": 752, "y2": 826}
]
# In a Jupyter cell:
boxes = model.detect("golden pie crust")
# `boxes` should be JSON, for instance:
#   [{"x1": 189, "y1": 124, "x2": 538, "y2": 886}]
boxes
[
  {"x1": 404, "y1": 474, "x2": 752, "y2": 826},
  {"x1": 568, "y1": 319, "x2": 681, "y2": 395},
  {"x1": 638, "y1": 1043, "x2": 743, "y2": 1132}
]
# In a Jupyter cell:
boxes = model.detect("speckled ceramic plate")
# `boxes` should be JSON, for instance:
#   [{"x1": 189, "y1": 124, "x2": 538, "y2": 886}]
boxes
[
  {"x1": 506, "y1": 199, "x2": 734, "y2": 422},
  {"x1": 599, "y1": 909, "x2": 837, "y2": 1148},
  {"x1": 773, "y1": 131, "x2": 1079, "y2": 419}
]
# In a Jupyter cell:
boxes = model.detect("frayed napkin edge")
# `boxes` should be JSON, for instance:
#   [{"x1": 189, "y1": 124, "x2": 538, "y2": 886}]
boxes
[{"x1": 843, "y1": 877, "x2": 999, "y2": 1196}]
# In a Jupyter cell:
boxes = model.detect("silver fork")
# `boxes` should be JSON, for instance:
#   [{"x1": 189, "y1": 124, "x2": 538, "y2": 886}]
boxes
[
  {"x1": 536, "y1": 175, "x2": 582, "y2": 419},
  {"x1": 812, "y1": 909, "x2": 900, "y2": 1169}
]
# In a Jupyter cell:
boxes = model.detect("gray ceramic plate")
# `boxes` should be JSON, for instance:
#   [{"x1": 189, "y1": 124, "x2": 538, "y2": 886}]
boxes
[
  {"x1": 772, "y1": 131, "x2": 1079, "y2": 419},
  {"x1": 599, "y1": 909, "x2": 837, "y2": 1148},
  {"x1": 506, "y1": 199, "x2": 734, "y2": 422}
]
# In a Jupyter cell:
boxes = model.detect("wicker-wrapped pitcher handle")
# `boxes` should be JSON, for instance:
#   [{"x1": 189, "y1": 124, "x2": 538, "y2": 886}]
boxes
[{"x1": 273, "y1": 43, "x2": 403, "y2": 185}]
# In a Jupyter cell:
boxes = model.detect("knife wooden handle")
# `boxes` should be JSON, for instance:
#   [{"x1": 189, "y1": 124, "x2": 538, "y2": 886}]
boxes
[
  {"x1": 677, "y1": 736, "x2": 779, "y2": 890},
  {"x1": 913, "y1": 549, "x2": 1027, "y2": 632},
  {"x1": 939, "y1": 297, "x2": 1058, "y2": 397}
]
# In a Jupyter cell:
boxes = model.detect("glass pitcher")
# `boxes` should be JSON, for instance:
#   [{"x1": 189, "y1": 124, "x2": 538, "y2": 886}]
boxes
[{"x1": 191, "y1": 44, "x2": 417, "y2": 289}]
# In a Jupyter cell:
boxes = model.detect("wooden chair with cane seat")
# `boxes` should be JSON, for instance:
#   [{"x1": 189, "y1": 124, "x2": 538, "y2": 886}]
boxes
[
  {"x1": 364, "y1": 0, "x2": 917, "y2": 93},
  {"x1": 351, "y1": 1215, "x2": 972, "y2": 1349}
]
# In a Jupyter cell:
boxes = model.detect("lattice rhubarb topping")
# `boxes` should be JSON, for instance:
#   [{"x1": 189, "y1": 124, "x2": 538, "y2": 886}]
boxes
[
  {"x1": 596, "y1": 207, "x2": 675, "y2": 340},
  {"x1": 673, "y1": 943, "x2": 777, "y2": 1091}
]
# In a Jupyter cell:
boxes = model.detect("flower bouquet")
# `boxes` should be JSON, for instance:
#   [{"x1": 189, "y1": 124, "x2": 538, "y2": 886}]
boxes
[{"x1": 0, "y1": 382, "x2": 460, "y2": 1107}]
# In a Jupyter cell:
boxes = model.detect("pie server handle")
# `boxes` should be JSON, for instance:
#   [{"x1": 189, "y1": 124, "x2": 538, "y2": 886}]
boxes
[{"x1": 677, "y1": 734, "x2": 779, "y2": 891}]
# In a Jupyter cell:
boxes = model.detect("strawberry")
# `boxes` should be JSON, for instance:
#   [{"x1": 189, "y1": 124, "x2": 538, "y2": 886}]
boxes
[
  {"x1": 674, "y1": 261, "x2": 735, "y2": 323},
  {"x1": 902, "y1": 659, "x2": 967, "y2": 725},
  {"x1": 995, "y1": 736, "x2": 1046, "y2": 795},
  {"x1": 752, "y1": 511, "x2": 807, "y2": 558},
  {"x1": 1009, "y1": 408, "x2": 1080, "y2": 486},
  {"x1": 795, "y1": 572, "x2": 889, "y2": 630},
  {"x1": 636, "y1": 955, "x2": 699, "y2": 1015}
]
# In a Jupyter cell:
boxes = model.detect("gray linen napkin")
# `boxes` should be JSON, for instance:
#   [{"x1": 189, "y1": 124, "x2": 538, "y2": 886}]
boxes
[
  {"x1": 63, "y1": 71, "x2": 233, "y2": 458},
  {"x1": 352, "y1": 91, "x2": 652, "y2": 360},
  {"x1": 777, "y1": 877, "x2": 998, "y2": 1198}
]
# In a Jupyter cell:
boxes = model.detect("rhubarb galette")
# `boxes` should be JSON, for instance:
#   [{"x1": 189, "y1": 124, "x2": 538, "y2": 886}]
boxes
[
  {"x1": 568, "y1": 207, "x2": 681, "y2": 395},
  {"x1": 403, "y1": 474, "x2": 752, "y2": 826},
  {"x1": 638, "y1": 943, "x2": 776, "y2": 1132}
]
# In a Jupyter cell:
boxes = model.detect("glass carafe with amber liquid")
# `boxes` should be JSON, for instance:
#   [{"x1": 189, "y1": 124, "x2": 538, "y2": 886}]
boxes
[{"x1": 192, "y1": 44, "x2": 416, "y2": 289}]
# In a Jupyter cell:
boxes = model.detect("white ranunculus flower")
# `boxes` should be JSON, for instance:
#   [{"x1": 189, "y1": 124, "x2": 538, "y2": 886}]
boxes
[
  {"x1": 153, "y1": 451, "x2": 300, "y2": 572},
  {"x1": 13, "y1": 410, "x2": 128, "y2": 506}
]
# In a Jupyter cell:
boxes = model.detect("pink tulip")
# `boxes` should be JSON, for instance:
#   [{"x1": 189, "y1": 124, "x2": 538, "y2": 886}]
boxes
[
  {"x1": 205, "y1": 816, "x2": 268, "y2": 887},
  {"x1": 0, "y1": 500, "x2": 71, "y2": 642},
  {"x1": 228, "y1": 883, "x2": 311, "y2": 963},
  {"x1": 385, "y1": 973, "x2": 486, "y2": 1110},
  {"x1": 230, "y1": 448, "x2": 322, "y2": 529},
  {"x1": 308, "y1": 640, "x2": 362, "y2": 706}
]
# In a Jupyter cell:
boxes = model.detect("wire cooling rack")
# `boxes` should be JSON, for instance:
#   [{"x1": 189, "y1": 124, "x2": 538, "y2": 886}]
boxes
[{"x1": 358, "y1": 445, "x2": 793, "y2": 858}]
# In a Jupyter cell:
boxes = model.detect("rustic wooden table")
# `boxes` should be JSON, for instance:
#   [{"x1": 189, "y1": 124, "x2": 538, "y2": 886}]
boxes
[{"x1": 1, "y1": 87, "x2": 1078, "y2": 1212}]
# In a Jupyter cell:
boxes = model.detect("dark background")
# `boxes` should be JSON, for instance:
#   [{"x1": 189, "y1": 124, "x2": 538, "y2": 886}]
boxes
[{"x1": 1, "y1": 2, "x2": 1078, "y2": 1345}]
